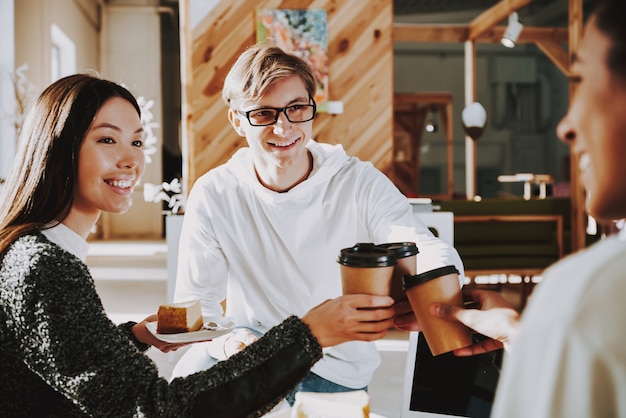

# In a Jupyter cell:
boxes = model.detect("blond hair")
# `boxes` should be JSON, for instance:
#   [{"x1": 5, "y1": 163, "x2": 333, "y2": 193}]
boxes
[{"x1": 222, "y1": 43, "x2": 317, "y2": 108}]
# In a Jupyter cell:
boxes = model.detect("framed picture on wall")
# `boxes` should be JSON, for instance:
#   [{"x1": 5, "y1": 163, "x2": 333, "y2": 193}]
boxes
[{"x1": 256, "y1": 9, "x2": 329, "y2": 112}]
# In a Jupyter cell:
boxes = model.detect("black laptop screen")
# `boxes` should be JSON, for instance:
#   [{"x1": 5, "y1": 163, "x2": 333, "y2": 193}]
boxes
[{"x1": 409, "y1": 333, "x2": 504, "y2": 417}]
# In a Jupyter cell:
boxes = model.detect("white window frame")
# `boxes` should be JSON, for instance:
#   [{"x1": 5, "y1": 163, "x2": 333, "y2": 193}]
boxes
[{"x1": 50, "y1": 24, "x2": 76, "y2": 81}]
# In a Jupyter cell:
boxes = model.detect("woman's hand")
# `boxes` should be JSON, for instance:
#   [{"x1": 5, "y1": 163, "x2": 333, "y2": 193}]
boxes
[
  {"x1": 131, "y1": 315, "x2": 197, "y2": 353},
  {"x1": 432, "y1": 289, "x2": 520, "y2": 355},
  {"x1": 301, "y1": 295, "x2": 395, "y2": 348}
]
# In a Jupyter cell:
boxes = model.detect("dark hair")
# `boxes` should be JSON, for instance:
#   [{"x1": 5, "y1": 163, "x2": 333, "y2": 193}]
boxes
[
  {"x1": 593, "y1": 0, "x2": 626, "y2": 83},
  {"x1": 0, "y1": 73, "x2": 140, "y2": 257}
]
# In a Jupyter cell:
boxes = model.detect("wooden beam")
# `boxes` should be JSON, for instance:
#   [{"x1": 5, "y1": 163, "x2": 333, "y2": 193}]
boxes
[
  {"x1": 393, "y1": 24, "x2": 568, "y2": 44},
  {"x1": 394, "y1": 92, "x2": 453, "y2": 105},
  {"x1": 468, "y1": 0, "x2": 535, "y2": 40},
  {"x1": 179, "y1": 0, "x2": 193, "y2": 196},
  {"x1": 393, "y1": 92, "x2": 455, "y2": 198},
  {"x1": 482, "y1": 26, "x2": 568, "y2": 44},
  {"x1": 393, "y1": 24, "x2": 468, "y2": 43},
  {"x1": 535, "y1": 40, "x2": 570, "y2": 75}
]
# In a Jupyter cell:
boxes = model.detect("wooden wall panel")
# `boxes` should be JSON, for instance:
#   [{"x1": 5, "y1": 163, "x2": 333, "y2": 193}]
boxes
[{"x1": 181, "y1": 0, "x2": 393, "y2": 189}]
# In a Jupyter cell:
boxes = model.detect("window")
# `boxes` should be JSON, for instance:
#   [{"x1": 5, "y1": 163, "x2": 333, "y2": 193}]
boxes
[{"x1": 50, "y1": 24, "x2": 76, "y2": 81}]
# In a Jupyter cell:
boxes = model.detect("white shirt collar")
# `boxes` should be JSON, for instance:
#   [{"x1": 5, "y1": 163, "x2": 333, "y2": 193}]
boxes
[{"x1": 41, "y1": 223, "x2": 90, "y2": 262}]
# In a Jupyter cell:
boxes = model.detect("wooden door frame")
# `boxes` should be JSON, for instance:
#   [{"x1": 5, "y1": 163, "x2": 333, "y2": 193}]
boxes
[{"x1": 393, "y1": 92, "x2": 454, "y2": 200}]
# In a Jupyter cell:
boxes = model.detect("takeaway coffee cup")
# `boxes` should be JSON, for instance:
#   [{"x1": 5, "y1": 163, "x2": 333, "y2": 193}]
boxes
[
  {"x1": 403, "y1": 265, "x2": 472, "y2": 356},
  {"x1": 378, "y1": 242, "x2": 419, "y2": 303},
  {"x1": 337, "y1": 243, "x2": 397, "y2": 296}
]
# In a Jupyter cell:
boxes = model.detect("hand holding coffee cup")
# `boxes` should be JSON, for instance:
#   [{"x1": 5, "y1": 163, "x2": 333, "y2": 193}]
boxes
[{"x1": 403, "y1": 266, "x2": 472, "y2": 356}]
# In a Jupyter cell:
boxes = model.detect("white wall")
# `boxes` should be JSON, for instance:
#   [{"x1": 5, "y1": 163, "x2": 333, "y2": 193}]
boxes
[
  {"x1": 99, "y1": 2, "x2": 164, "y2": 239},
  {"x1": 2, "y1": 0, "x2": 100, "y2": 188},
  {"x1": 5, "y1": 0, "x2": 166, "y2": 239},
  {"x1": 14, "y1": 0, "x2": 100, "y2": 91}
]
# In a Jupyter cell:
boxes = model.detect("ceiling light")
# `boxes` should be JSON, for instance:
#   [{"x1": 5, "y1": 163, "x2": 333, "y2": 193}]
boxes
[
  {"x1": 425, "y1": 108, "x2": 438, "y2": 134},
  {"x1": 501, "y1": 12, "x2": 523, "y2": 48},
  {"x1": 462, "y1": 102, "x2": 487, "y2": 141}
]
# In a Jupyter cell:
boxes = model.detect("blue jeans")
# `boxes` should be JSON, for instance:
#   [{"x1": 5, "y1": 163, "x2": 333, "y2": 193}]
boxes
[{"x1": 285, "y1": 371, "x2": 367, "y2": 406}]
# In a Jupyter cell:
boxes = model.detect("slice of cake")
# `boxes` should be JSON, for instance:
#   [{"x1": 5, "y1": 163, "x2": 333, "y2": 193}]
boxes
[
  {"x1": 157, "y1": 299, "x2": 204, "y2": 334},
  {"x1": 291, "y1": 390, "x2": 370, "y2": 418}
]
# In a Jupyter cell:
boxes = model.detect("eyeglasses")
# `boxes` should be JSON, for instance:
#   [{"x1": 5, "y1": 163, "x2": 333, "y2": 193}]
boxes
[{"x1": 238, "y1": 101, "x2": 316, "y2": 126}]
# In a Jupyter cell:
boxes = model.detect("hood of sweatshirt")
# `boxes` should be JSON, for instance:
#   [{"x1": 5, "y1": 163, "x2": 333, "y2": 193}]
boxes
[{"x1": 223, "y1": 139, "x2": 353, "y2": 203}]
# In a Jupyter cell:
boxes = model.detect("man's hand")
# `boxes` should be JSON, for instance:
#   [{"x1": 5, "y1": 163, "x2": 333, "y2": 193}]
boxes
[
  {"x1": 302, "y1": 294, "x2": 395, "y2": 348},
  {"x1": 392, "y1": 300, "x2": 422, "y2": 332}
]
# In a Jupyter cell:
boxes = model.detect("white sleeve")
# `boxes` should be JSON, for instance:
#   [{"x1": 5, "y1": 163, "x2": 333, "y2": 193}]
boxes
[
  {"x1": 358, "y1": 166, "x2": 464, "y2": 279},
  {"x1": 491, "y1": 321, "x2": 616, "y2": 418},
  {"x1": 173, "y1": 181, "x2": 228, "y2": 317},
  {"x1": 491, "y1": 260, "x2": 626, "y2": 418}
]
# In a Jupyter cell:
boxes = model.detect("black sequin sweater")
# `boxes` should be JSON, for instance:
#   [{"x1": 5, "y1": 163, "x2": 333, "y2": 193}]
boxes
[{"x1": 0, "y1": 233, "x2": 322, "y2": 417}]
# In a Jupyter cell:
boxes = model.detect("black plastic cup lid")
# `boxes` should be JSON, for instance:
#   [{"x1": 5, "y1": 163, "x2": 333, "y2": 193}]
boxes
[
  {"x1": 337, "y1": 243, "x2": 397, "y2": 267},
  {"x1": 377, "y1": 242, "x2": 419, "y2": 258},
  {"x1": 402, "y1": 265, "x2": 459, "y2": 289}
]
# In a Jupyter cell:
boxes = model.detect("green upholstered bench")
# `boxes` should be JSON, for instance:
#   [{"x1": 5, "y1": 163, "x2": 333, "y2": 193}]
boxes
[
  {"x1": 434, "y1": 198, "x2": 573, "y2": 306},
  {"x1": 453, "y1": 214, "x2": 563, "y2": 272}
]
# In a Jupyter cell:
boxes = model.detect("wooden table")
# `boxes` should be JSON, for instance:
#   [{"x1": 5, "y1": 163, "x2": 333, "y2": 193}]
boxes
[{"x1": 497, "y1": 173, "x2": 554, "y2": 200}]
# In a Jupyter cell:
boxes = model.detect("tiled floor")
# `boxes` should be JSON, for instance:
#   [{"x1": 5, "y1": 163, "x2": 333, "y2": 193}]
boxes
[{"x1": 87, "y1": 240, "x2": 409, "y2": 418}]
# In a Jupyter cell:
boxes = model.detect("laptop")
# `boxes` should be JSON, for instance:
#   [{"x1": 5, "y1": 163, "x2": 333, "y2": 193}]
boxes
[{"x1": 400, "y1": 332, "x2": 504, "y2": 418}]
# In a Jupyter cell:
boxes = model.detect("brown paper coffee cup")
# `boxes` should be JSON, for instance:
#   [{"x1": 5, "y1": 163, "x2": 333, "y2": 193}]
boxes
[
  {"x1": 378, "y1": 242, "x2": 418, "y2": 302},
  {"x1": 403, "y1": 266, "x2": 472, "y2": 356},
  {"x1": 337, "y1": 243, "x2": 397, "y2": 296}
]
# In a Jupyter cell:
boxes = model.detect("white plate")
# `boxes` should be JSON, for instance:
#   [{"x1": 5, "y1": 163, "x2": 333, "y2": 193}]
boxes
[
  {"x1": 206, "y1": 328, "x2": 259, "y2": 361},
  {"x1": 146, "y1": 315, "x2": 235, "y2": 343}
]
